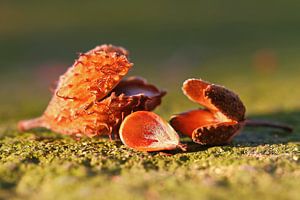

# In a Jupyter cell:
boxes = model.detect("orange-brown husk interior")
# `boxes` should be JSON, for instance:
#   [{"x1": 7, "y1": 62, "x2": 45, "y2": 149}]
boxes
[
  {"x1": 170, "y1": 109, "x2": 237, "y2": 138},
  {"x1": 170, "y1": 78, "x2": 245, "y2": 144},
  {"x1": 120, "y1": 111, "x2": 179, "y2": 151}
]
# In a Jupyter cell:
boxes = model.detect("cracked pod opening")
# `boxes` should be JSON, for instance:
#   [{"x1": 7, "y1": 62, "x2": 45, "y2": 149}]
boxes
[
  {"x1": 112, "y1": 77, "x2": 166, "y2": 111},
  {"x1": 119, "y1": 111, "x2": 180, "y2": 152},
  {"x1": 170, "y1": 79, "x2": 246, "y2": 145},
  {"x1": 18, "y1": 45, "x2": 166, "y2": 138}
]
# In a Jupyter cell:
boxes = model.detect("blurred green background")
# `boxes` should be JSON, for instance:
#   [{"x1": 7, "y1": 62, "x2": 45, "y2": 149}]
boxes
[
  {"x1": 1, "y1": 0, "x2": 300, "y2": 121},
  {"x1": 1, "y1": 1, "x2": 300, "y2": 200}
]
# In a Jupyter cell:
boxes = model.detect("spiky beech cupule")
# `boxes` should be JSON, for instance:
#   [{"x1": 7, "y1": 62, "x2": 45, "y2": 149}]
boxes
[{"x1": 18, "y1": 45, "x2": 166, "y2": 138}]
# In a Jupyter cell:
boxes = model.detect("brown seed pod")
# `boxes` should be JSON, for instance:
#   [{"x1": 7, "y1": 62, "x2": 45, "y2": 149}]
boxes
[
  {"x1": 170, "y1": 78, "x2": 292, "y2": 145},
  {"x1": 113, "y1": 76, "x2": 166, "y2": 111},
  {"x1": 170, "y1": 79, "x2": 245, "y2": 145},
  {"x1": 18, "y1": 45, "x2": 166, "y2": 138}
]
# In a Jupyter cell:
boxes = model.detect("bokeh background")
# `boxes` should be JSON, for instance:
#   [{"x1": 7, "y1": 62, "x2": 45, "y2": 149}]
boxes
[{"x1": 1, "y1": 0, "x2": 300, "y2": 121}]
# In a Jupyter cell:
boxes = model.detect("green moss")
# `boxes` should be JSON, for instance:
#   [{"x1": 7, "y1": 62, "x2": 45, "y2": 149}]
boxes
[
  {"x1": 1, "y1": 69, "x2": 300, "y2": 199},
  {"x1": 1, "y1": 71, "x2": 300, "y2": 199},
  {"x1": 0, "y1": 123, "x2": 299, "y2": 200}
]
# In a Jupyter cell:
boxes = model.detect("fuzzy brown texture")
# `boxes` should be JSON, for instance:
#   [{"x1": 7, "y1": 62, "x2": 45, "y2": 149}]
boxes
[
  {"x1": 18, "y1": 45, "x2": 166, "y2": 138},
  {"x1": 192, "y1": 122, "x2": 241, "y2": 145},
  {"x1": 182, "y1": 79, "x2": 245, "y2": 121},
  {"x1": 170, "y1": 78, "x2": 246, "y2": 145},
  {"x1": 206, "y1": 85, "x2": 246, "y2": 121}
]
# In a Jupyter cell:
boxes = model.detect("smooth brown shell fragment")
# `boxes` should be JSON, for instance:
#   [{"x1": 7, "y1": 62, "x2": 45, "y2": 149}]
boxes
[
  {"x1": 170, "y1": 78, "x2": 246, "y2": 145},
  {"x1": 113, "y1": 76, "x2": 166, "y2": 111},
  {"x1": 18, "y1": 45, "x2": 166, "y2": 138}
]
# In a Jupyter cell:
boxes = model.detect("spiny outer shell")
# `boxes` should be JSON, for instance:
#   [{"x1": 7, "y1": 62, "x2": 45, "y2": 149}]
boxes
[
  {"x1": 44, "y1": 93, "x2": 150, "y2": 138},
  {"x1": 42, "y1": 45, "x2": 133, "y2": 136},
  {"x1": 18, "y1": 45, "x2": 167, "y2": 138},
  {"x1": 89, "y1": 44, "x2": 129, "y2": 57},
  {"x1": 182, "y1": 78, "x2": 246, "y2": 121},
  {"x1": 119, "y1": 111, "x2": 179, "y2": 152}
]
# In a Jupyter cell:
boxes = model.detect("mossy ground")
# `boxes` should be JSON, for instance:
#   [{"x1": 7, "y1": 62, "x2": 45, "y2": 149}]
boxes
[
  {"x1": 1, "y1": 68, "x2": 300, "y2": 199},
  {"x1": 1, "y1": 1, "x2": 300, "y2": 199},
  {"x1": 0, "y1": 121, "x2": 299, "y2": 200}
]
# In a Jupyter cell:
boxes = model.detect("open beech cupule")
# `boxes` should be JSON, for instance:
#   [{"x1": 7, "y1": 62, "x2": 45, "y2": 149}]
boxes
[
  {"x1": 18, "y1": 45, "x2": 166, "y2": 139},
  {"x1": 170, "y1": 78, "x2": 293, "y2": 145}
]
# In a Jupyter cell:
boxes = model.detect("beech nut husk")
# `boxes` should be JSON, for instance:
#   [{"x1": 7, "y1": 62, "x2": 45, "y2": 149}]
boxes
[
  {"x1": 170, "y1": 78, "x2": 246, "y2": 145},
  {"x1": 18, "y1": 44, "x2": 166, "y2": 138}
]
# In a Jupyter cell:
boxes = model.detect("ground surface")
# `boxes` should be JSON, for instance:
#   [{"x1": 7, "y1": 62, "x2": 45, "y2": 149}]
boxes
[
  {"x1": 1, "y1": 1, "x2": 300, "y2": 199},
  {"x1": 0, "y1": 70, "x2": 299, "y2": 200}
]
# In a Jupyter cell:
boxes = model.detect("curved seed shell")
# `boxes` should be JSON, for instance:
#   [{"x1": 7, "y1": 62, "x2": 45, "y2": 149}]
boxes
[
  {"x1": 119, "y1": 111, "x2": 180, "y2": 152},
  {"x1": 170, "y1": 109, "x2": 218, "y2": 138},
  {"x1": 192, "y1": 122, "x2": 242, "y2": 145},
  {"x1": 113, "y1": 76, "x2": 166, "y2": 111},
  {"x1": 170, "y1": 78, "x2": 246, "y2": 145},
  {"x1": 183, "y1": 79, "x2": 246, "y2": 121}
]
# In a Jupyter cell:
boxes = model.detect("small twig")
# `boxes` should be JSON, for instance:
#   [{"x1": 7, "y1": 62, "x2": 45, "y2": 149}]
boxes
[{"x1": 245, "y1": 119, "x2": 293, "y2": 133}]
